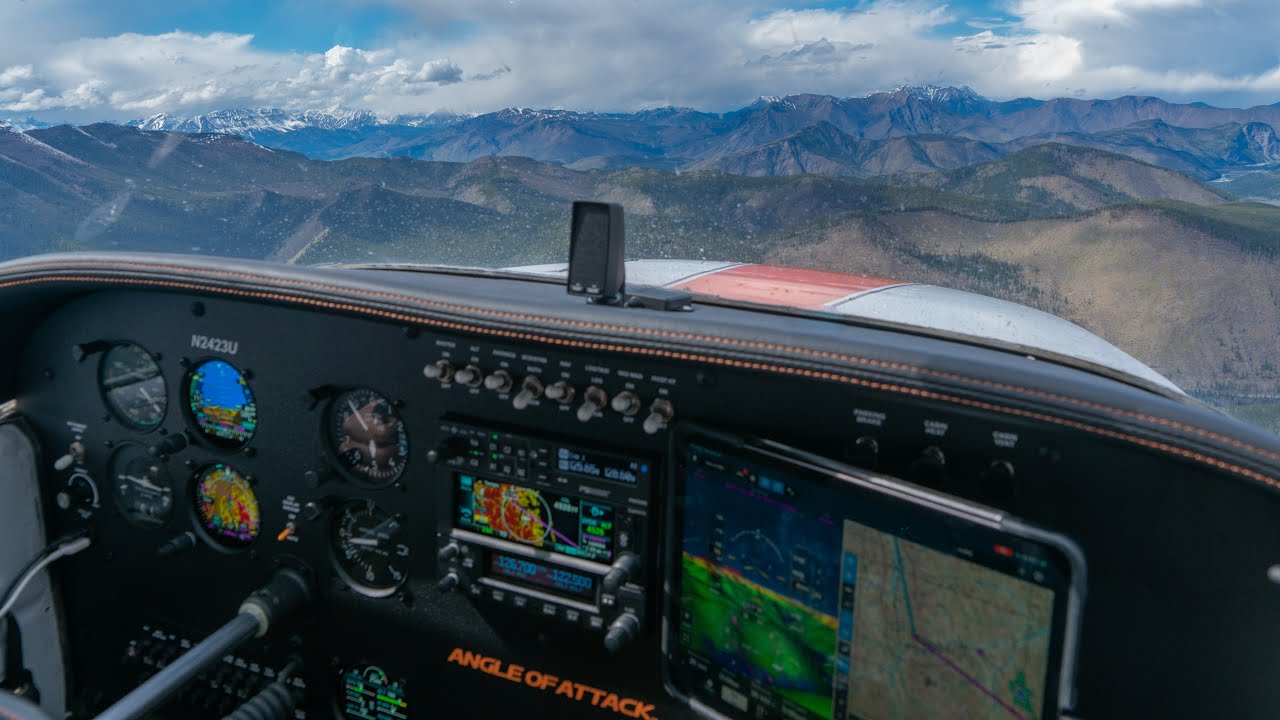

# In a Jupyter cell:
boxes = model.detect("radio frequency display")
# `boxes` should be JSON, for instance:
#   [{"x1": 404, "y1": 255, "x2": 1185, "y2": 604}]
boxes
[
  {"x1": 489, "y1": 552, "x2": 596, "y2": 601},
  {"x1": 456, "y1": 474, "x2": 614, "y2": 562},
  {"x1": 555, "y1": 447, "x2": 649, "y2": 485}
]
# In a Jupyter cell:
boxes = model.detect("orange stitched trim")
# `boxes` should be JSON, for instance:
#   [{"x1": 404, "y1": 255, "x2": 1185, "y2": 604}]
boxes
[
  {"x1": 3, "y1": 273, "x2": 1277, "y2": 491},
  {"x1": 7, "y1": 258, "x2": 1275, "y2": 466}
]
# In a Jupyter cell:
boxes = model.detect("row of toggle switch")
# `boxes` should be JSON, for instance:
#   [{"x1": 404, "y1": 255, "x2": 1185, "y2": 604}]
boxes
[{"x1": 423, "y1": 360, "x2": 674, "y2": 434}]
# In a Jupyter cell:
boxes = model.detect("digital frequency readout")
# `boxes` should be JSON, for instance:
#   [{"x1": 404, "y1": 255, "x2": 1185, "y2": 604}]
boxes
[
  {"x1": 555, "y1": 447, "x2": 648, "y2": 485},
  {"x1": 456, "y1": 474, "x2": 614, "y2": 562},
  {"x1": 489, "y1": 552, "x2": 596, "y2": 601}
]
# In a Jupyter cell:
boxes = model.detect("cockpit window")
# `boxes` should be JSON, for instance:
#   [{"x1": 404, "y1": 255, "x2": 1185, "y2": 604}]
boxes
[{"x1": 1, "y1": 1, "x2": 1278, "y2": 433}]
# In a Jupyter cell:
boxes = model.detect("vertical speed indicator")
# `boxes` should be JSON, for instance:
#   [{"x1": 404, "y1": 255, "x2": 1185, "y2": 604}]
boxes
[{"x1": 329, "y1": 499, "x2": 410, "y2": 597}]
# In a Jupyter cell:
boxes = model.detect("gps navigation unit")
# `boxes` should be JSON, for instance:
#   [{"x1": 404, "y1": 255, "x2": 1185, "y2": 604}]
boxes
[{"x1": 663, "y1": 425, "x2": 1086, "y2": 720}]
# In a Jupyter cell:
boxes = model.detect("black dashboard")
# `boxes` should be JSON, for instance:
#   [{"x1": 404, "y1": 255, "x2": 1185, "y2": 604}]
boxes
[{"x1": 5, "y1": 253, "x2": 1280, "y2": 720}]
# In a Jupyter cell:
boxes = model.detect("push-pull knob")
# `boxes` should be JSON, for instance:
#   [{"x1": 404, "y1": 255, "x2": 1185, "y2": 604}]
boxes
[
  {"x1": 512, "y1": 376, "x2": 544, "y2": 410},
  {"x1": 577, "y1": 386, "x2": 608, "y2": 423}
]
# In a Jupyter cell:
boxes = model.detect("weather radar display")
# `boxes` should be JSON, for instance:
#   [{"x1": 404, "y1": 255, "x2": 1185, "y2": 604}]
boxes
[
  {"x1": 187, "y1": 359, "x2": 257, "y2": 447},
  {"x1": 192, "y1": 464, "x2": 260, "y2": 549},
  {"x1": 455, "y1": 474, "x2": 615, "y2": 562}
]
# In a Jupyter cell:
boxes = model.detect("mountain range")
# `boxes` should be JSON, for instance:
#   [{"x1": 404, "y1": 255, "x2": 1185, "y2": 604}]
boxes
[
  {"x1": 4, "y1": 119, "x2": 1280, "y2": 414},
  {"x1": 112, "y1": 86, "x2": 1280, "y2": 181}
]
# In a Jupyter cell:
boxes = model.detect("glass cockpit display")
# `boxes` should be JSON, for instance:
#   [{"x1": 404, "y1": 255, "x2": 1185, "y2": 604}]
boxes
[
  {"x1": 192, "y1": 463, "x2": 260, "y2": 549},
  {"x1": 455, "y1": 474, "x2": 615, "y2": 563},
  {"x1": 186, "y1": 359, "x2": 257, "y2": 447},
  {"x1": 98, "y1": 342, "x2": 167, "y2": 430},
  {"x1": 666, "y1": 429, "x2": 1083, "y2": 720},
  {"x1": 339, "y1": 664, "x2": 408, "y2": 720}
]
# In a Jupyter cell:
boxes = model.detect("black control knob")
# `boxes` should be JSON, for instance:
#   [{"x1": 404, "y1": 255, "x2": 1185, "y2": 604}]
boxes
[
  {"x1": 422, "y1": 359, "x2": 455, "y2": 382},
  {"x1": 846, "y1": 435, "x2": 879, "y2": 470},
  {"x1": 483, "y1": 369, "x2": 513, "y2": 393},
  {"x1": 577, "y1": 386, "x2": 608, "y2": 423},
  {"x1": 149, "y1": 431, "x2": 189, "y2": 458},
  {"x1": 437, "y1": 543, "x2": 461, "y2": 563},
  {"x1": 602, "y1": 552, "x2": 641, "y2": 593},
  {"x1": 302, "y1": 467, "x2": 334, "y2": 489},
  {"x1": 512, "y1": 375, "x2": 544, "y2": 411},
  {"x1": 544, "y1": 380, "x2": 575, "y2": 404},
  {"x1": 610, "y1": 391, "x2": 641, "y2": 417},
  {"x1": 436, "y1": 572, "x2": 461, "y2": 593},
  {"x1": 55, "y1": 475, "x2": 94, "y2": 510},
  {"x1": 156, "y1": 531, "x2": 197, "y2": 557},
  {"x1": 453, "y1": 365, "x2": 483, "y2": 387},
  {"x1": 979, "y1": 460, "x2": 1016, "y2": 501},
  {"x1": 642, "y1": 398, "x2": 674, "y2": 435},
  {"x1": 603, "y1": 612, "x2": 640, "y2": 652},
  {"x1": 911, "y1": 446, "x2": 947, "y2": 486}
]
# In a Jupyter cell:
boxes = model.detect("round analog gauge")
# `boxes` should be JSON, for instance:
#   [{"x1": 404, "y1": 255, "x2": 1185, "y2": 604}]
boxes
[
  {"x1": 109, "y1": 443, "x2": 174, "y2": 527},
  {"x1": 325, "y1": 388, "x2": 409, "y2": 486},
  {"x1": 186, "y1": 359, "x2": 257, "y2": 448},
  {"x1": 192, "y1": 464, "x2": 260, "y2": 549},
  {"x1": 329, "y1": 499, "x2": 409, "y2": 597},
  {"x1": 99, "y1": 343, "x2": 166, "y2": 430},
  {"x1": 338, "y1": 664, "x2": 408, "y2": 720}
]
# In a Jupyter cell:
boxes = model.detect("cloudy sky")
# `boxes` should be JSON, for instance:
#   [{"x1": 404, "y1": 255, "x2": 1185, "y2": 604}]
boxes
[{"x1": 2, "y1": 0, "x2": 1278, "y2": 121}]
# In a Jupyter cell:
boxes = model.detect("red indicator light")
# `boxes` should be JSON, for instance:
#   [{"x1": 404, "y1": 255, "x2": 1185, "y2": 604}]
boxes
[{"x1": 994, "y1": 544, "x2": 1014, "y2": 558}]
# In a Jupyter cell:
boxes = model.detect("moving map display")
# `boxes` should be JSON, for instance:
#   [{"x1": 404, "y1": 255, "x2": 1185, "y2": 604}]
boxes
[
  {"x1": 835, "y1": 521, "x2": 1054, "y2": 720},
  {"x1": 455, "y1": 474, "x2": 615, "y2": 562},
  {"x1": 669, "y1": 433, "x2": 1077, "y2": 720}
]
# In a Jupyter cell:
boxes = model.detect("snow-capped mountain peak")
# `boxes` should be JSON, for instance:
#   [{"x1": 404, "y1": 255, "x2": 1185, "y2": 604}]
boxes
[
  {"x1": 126, "y1": 107, "x2": 388, "y2": 138},
  {"x1": 0, "y1": 117, "x2": 54, "y2": 132},
  {"x1": 894, "y1": 85, "x2": 988, "y2": 105}
]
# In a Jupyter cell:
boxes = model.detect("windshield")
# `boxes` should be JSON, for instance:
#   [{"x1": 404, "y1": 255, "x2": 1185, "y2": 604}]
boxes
[{"x1": 2, "y1": 2, "x2": 1278, "y2": 432}]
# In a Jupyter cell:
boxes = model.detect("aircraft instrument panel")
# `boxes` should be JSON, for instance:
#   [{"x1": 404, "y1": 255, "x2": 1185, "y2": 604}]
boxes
[{"x1": 6, "y1": 256, "x2": 1280, "y2": 720}]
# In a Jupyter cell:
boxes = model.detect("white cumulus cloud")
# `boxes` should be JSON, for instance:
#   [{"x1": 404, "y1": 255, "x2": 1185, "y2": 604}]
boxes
[{"x1": 3, "y1": 0, "x2": 1280, "y2": 120}]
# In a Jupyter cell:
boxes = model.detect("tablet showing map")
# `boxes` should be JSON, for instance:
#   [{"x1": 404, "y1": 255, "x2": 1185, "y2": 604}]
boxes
[{"x1": 663, "y1": 426, "x2": 1085, "y2": 720}]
